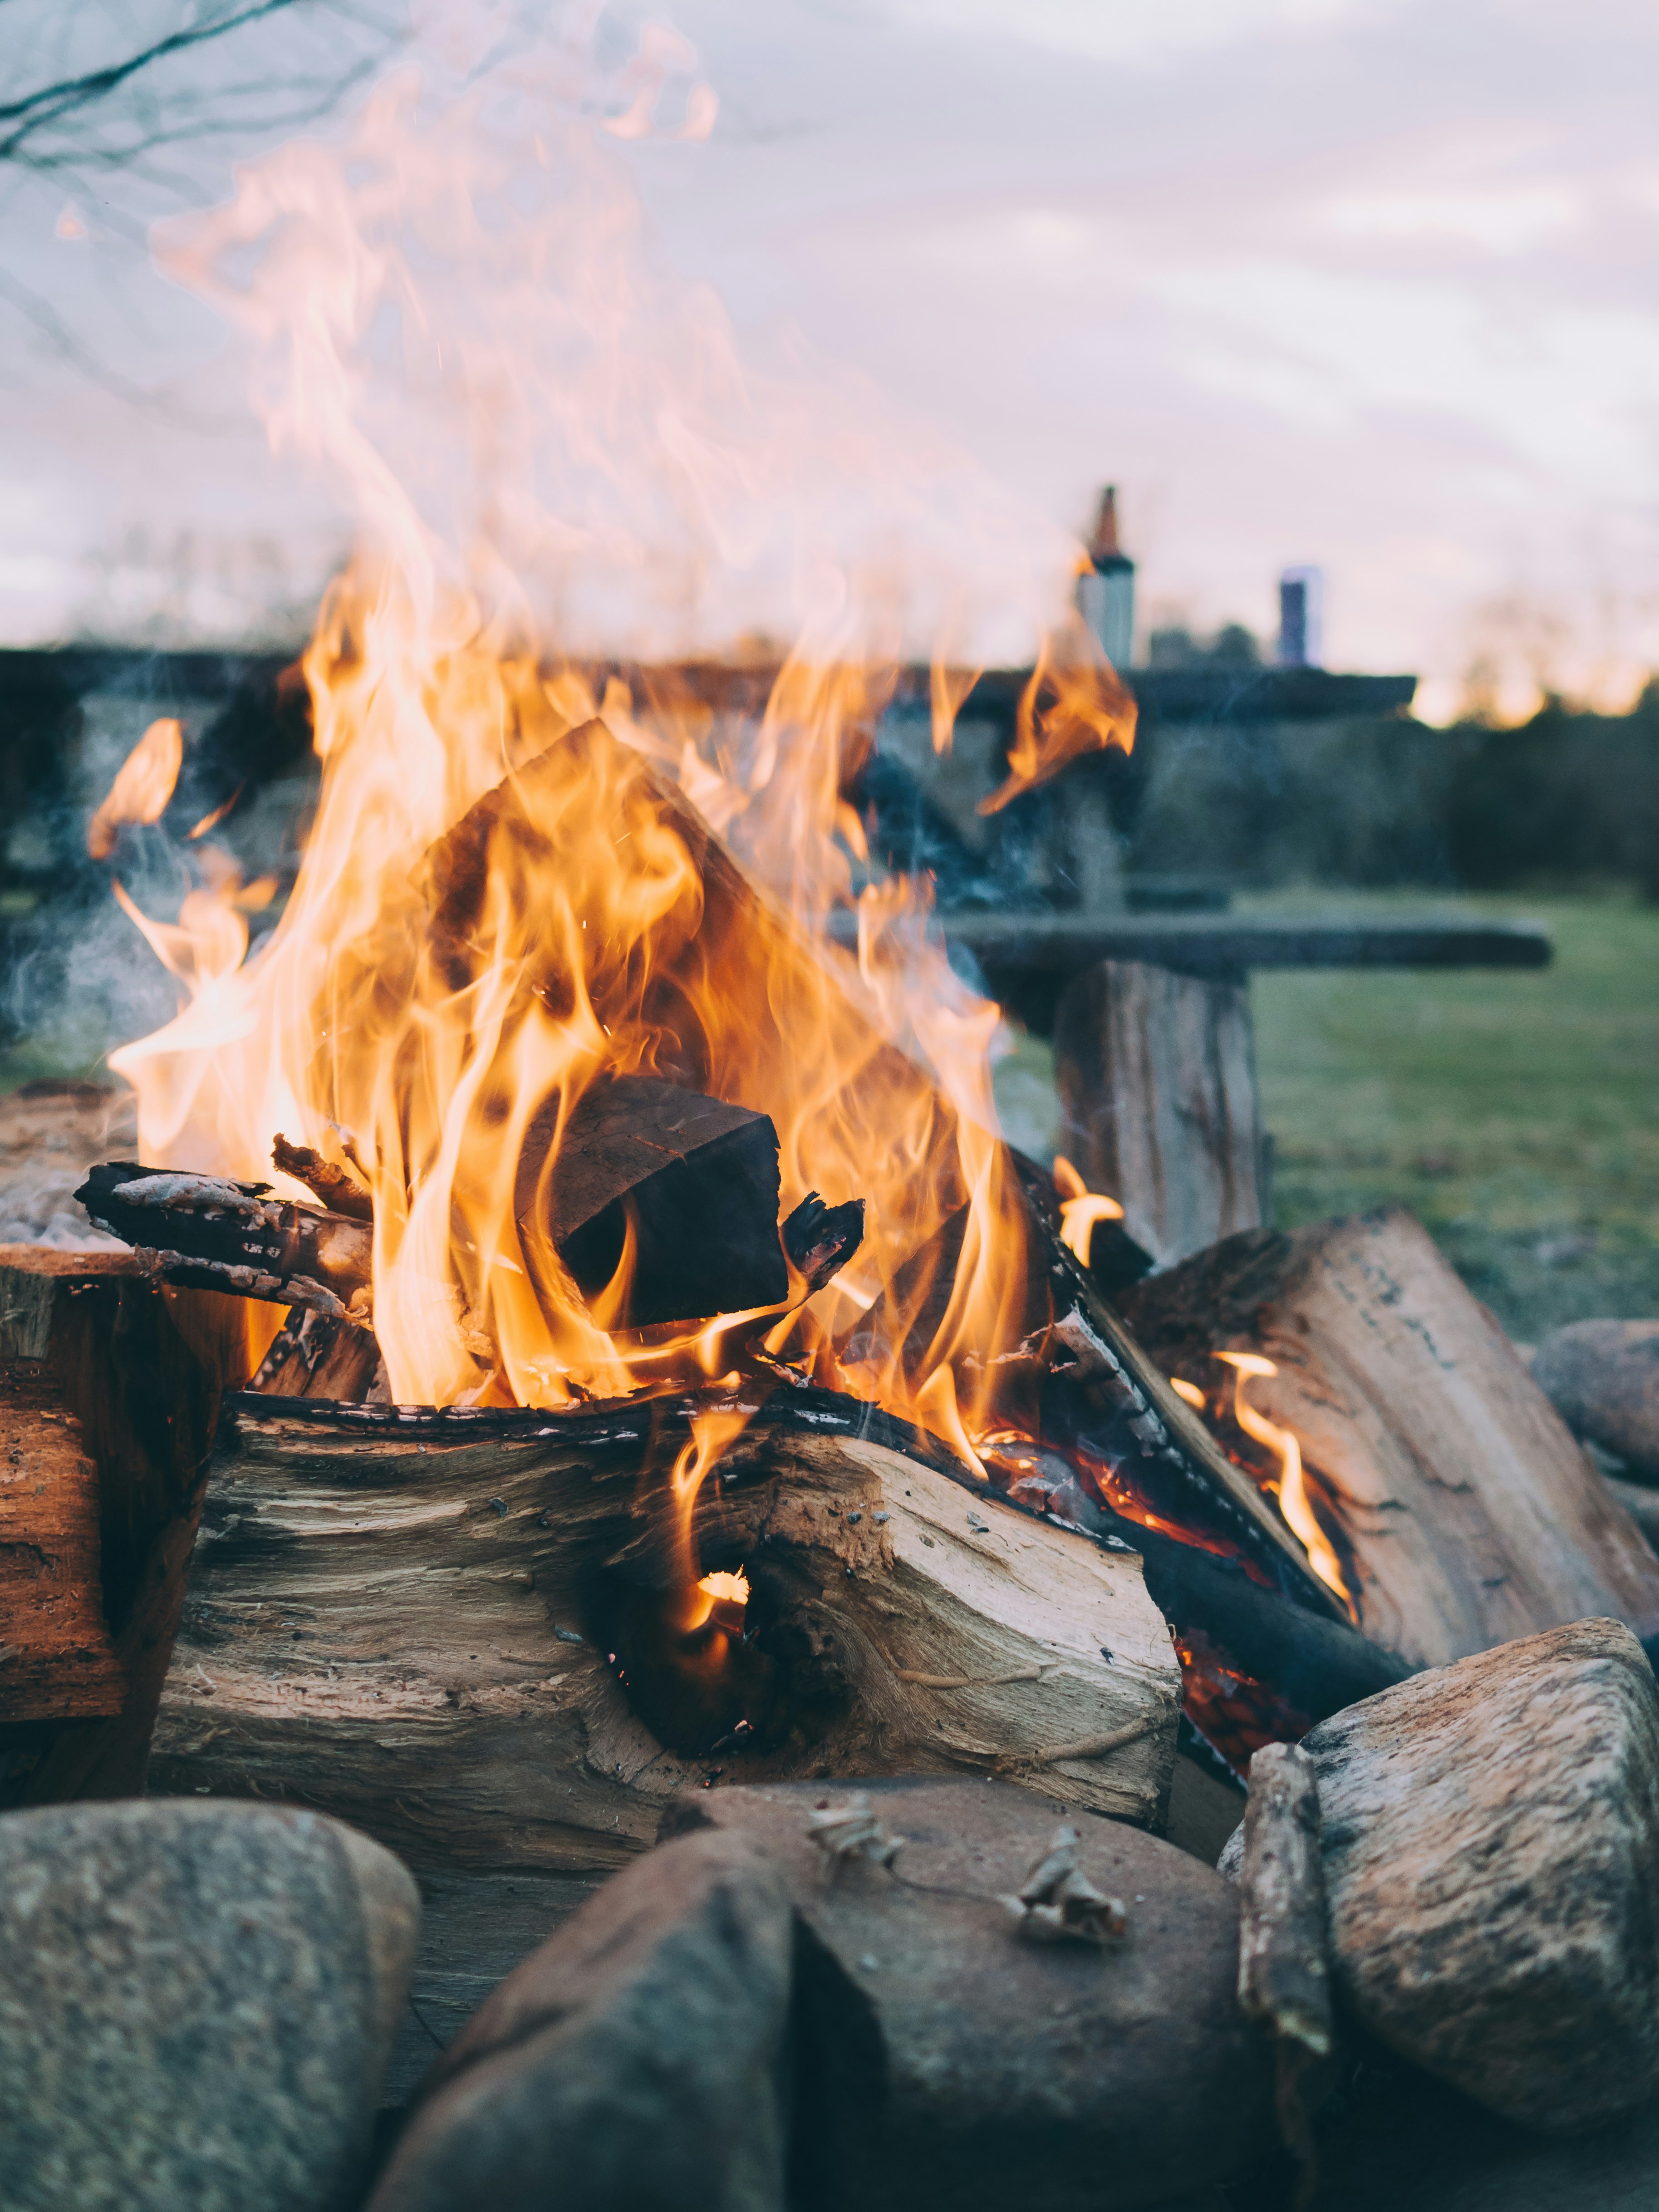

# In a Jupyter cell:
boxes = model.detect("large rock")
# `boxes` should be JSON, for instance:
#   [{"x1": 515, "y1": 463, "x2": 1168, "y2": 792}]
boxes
[
  {"x1": 663, "y1": 1775, "x2": 1276, "y2": 2212},
  {"x1": 0, "y1": 1798, "x2": 419, "y2": 2212},
  {"x1": 1532, "y1": 1321, "x2": 1659, "y2": 1481},
  {"x1": 367, "y1": 1828, "x2": 795, "y2": 2212},
  {"x1": 1298, "y1": 1618, "x2": 1659, "y2": 2133}
]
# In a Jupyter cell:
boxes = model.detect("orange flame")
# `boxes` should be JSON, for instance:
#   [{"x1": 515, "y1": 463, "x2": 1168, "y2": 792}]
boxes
[
  {"x1": 88, "y1": 719, "x2": 182, "y2": 859},
  {"x1": 1052, "y1": 1154, "x2": 1125, "y2": 1266},
  {"x1": 1214, "y1": 1352, "x2": 1349, "y2": 1605},
  {"x1": 100, "y1": 34, "x2": 1129, "y2": 1460}
]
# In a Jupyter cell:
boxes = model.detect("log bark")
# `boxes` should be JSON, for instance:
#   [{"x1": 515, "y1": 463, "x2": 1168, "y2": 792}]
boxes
[
  {"x1": 148, "y1": 1387, "x2": 1183, "y2": 1882},
  {"x1": 0, "y1": 1247, "x2": 252, "y2": 1804},
  {"x1": 1121, "y1": 1207, "x2": 1659, "y2": 1668},
  {"x1": 1236, "y1": 1742, "x2": 1332, "y2": 2060},
  {"x1": 1054, "y1": 958, "x2": 1266, "y2": 1267},
  {"x1": 0, "y1": 1358, "x2": 124, "y2": 1724}
]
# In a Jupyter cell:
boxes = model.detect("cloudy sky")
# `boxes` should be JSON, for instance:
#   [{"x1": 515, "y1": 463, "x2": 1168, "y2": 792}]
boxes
[{"x1": 5, "y1": 0, "x2": 1658, "y2": 715}]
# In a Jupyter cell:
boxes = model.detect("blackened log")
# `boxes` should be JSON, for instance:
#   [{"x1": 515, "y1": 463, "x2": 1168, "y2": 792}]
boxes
[
  {"x1": 76, "y1": 1165, "x2": 372, "y2": 1320},
  {"x1": 515, "y1": 1076, "x2": 789, "y2": 1329}
]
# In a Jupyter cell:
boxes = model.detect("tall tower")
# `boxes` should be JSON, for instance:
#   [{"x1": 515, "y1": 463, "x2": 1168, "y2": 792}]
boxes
[
  {"x1": 1277, "y1": 566, "x2": 1324, "y2": 668},
  {"x1": 1076, "y1": 485, "x2": 1136, "y2": 672}
]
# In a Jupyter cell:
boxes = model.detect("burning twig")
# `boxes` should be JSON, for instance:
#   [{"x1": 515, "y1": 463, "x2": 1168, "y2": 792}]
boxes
[
  {"x1": 1005, "y1": 1824, "x2": 1128, "y2": 1947},
  {"x1": 271, "y1": 1135, "x2": 374, "y2": 1222}
]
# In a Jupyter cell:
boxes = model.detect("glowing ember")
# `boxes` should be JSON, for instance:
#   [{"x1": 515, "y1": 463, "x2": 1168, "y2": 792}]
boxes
[{"x1": 697, "y1": 1569, "x2": 750, "y2": 1607}]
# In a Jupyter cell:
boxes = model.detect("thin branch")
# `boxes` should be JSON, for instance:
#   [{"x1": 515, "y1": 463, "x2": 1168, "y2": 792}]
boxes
[{"x1": 0, "y1": 2, "x2": 299, "y2": 162}]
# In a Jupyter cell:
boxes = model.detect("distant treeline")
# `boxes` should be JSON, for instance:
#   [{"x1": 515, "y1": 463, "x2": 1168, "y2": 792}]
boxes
[{"x1": 1123, "y1": 685, "x2": 1659, "y2": 900}]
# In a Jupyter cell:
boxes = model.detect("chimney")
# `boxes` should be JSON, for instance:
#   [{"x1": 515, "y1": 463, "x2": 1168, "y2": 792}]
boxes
[
  {"x1": 1076, "y1": 485, "x2": 1135, "y2": 672},
  {"x1": 1277, "y1": 565, "x2": 1324, "y2": 669}
]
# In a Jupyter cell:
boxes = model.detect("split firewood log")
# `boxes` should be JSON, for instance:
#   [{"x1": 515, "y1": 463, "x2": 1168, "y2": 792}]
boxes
[
  {"x1": 0, "y1": 1246, "x2": 252, "y2": 1804},
  {"x1": 147, "y1": 1386, "x2": 1184, "y2": 1886},
  {"x1": 1121, "y1": 1208, "x2": 1659, "y2": 1668}
]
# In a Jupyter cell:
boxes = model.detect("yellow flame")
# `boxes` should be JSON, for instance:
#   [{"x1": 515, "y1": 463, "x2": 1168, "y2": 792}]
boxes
[
  {"x1": 1168, "y1": 1375, "x2": 1206, "y2": 1410},
  {"x1": 1214, "y1": 1351, "x2": 1349, "y2": 1605}
]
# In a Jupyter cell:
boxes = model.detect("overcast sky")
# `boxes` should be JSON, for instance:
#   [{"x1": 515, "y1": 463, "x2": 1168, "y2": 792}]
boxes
[{"x1": 5, "y1": 0, "x2": 1658, "y2": 715}]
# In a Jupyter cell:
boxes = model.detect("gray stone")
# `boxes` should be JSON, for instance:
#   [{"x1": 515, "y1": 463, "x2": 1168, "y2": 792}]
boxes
[
  {"x1": 1532, "y1": 1321, "x2": 1659, "y2": 1480},
  {"x1": 663, "y1": 1775, "x2": 1277, "y2": 2212},
  {"x1": 367, "y1": 1828, "x2": 795, "y2": 2212},
  {"x1": 1300, "y1": 1618, "x2": 1659, "y2": 2133},
  {"x1": 0, "y1": 1798, "x2": 420, "y2": 2212}
]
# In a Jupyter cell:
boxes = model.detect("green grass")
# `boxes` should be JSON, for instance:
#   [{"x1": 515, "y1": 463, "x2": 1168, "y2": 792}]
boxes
[{"x1": 1247, "y1": 890, "x2": 1659, "y2": 1343}]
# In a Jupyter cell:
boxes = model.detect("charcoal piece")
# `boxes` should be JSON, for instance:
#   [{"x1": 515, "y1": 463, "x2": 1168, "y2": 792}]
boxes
[
  {"x1": 249, "y1": 1308, "x2": 383, "y2": 1401},
  {"x1": 515, "y1": 1075, "x2": 787, "y2": 1330},
  {"x1": 780, "y1": 1190, "x2": 865, "y2": 1293}
]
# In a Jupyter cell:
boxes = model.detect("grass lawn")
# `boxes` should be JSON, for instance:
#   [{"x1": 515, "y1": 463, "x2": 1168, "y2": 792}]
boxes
[{"x1": 1246, "y1": 890, "x2": 1659, "y2": 1344}]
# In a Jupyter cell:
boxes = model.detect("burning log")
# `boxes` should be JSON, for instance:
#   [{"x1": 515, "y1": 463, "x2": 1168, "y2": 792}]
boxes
[
  {"x1": 844, "y1": 1170, "x2": 1407, "y2": 1759},
  {"x1": 1053, "y1": 958, "x2": 1266, "y2": 1267},
  {"x1": 515, "y1": 1073, "x2": 857, "y2": 1328},
  {"x1": 1121, "y1": 1207, "x2": 1659, "y2": 1669},
  {"x1": 270, "y1": 1133, "x2": 373, "y2": 1220},
  {"x1": 147, "y1": 1386, "x2": 1184, "y2": 1888}
]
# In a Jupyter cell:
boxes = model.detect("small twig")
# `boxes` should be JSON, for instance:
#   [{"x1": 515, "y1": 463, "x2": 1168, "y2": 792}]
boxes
[
  {"x1": 895, "y1": 1665, "x2": 1049, "y2": 1689},
  {"x1": 997, "y1": 1711, "x2": 1163, "y2": 1771}
]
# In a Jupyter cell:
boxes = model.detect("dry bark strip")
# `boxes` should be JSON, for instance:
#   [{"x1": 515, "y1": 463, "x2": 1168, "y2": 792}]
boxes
[
  {"x1": 1122, "y1": 1207, "x2": 1659, "y2": 1668},
  {"x1": 148, "y1": 1388, "x2": 1183, "y2": 1882}
]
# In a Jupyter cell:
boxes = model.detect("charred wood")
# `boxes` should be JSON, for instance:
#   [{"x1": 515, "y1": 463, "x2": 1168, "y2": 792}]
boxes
[
  {"x1": 515, "y1": 1075, "x2": 790, "y2": 1328},
  {"x1": 75, "y1": 1164, "x2": 373, "y2": 1321},
  {"x1": 270, "y1": 1134, "x2": 373, "y2": 1221},
  {"x1": 248, "y1": 1308, "x2": 383, "y2": 1402}
]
